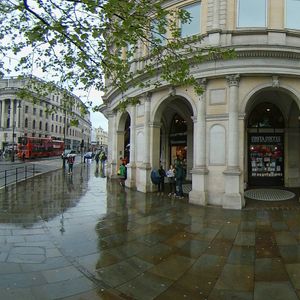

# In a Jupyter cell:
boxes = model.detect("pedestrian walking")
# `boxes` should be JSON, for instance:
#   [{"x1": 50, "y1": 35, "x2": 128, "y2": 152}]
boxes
[
  {"x1": 100, "y1": 151, "x2": 107, "y2": 170},
  {"x1": 95, "y1": 152, "x2": 100, "y2": 165},
  {"x1": 67, "y1": 154, "x2": 75, "y2": 175}
]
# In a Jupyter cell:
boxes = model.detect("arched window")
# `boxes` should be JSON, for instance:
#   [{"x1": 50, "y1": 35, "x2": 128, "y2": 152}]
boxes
[
  {"x1": 51, "y1": 124, "x2": 54, "y2": 132},
  {"x1": 32, "y1": 120, "x2": 36, "y2": 129},
  {"x1": 248, "y1": 102, "x2": 284, "y2": 129},
  {"x1": 170, "y1": 114, "x2": 187, "y2": 134},
  {"x1": 169, "y1": 114, "x2": 187, "y2": 161},
  {"x1": 45, "y1": 123, "x2": 48, "y2": 131},
  {"x1": 39, "y1": 121, "x2": 42, "y2": 130},
  {"x1": 25, "y1": 118, "x2": 28, "y2": 128}
]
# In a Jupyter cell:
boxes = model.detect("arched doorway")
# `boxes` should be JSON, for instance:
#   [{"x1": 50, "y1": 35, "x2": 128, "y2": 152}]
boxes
[
  {"x1": 152, "y1": 96, "x2": 195, "y2": 183},
  {"x1": 247, "y1": 102, "x2": 285, "y2": 186},
  {"x1": 124, "y1": 115, "x2": 130, "y2": 163},
  {"x1": 169, "y1": 113, "x2": 187, "y2": 165},
  {"x1": 117, "y1": 112, "x2": 131, "y2": 165}
]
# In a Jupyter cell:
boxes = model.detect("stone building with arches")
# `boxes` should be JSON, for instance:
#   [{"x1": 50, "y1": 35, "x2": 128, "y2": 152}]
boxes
[{"x1": 101, "y1": 0, "x2": 300, "y2": 209}]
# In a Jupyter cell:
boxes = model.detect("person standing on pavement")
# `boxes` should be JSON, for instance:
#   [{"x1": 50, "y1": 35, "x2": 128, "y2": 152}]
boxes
[
  {"x1": 175, "y1": 156, "x2": 184, "y2": 198},
  {"x1": 67, "y1": 154, "x2": 75, "y2": 175},
  {"x1": 157, "y1": 165, "x2": 166, "y2": 195},
  {"x1": 99, "y1": 151, "x2": 107, "y2": 170},
  {"x1": 118, "y1": 162, "x2": 127, "y2": 187},
  {"x1": 166, "y1": 164, "x2": 176, "y2": 196}
]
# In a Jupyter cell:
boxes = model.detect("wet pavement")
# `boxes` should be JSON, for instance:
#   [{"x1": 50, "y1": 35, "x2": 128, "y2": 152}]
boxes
[{"x1": 1, "y1": 163, "x2": 300, "y2": 299}]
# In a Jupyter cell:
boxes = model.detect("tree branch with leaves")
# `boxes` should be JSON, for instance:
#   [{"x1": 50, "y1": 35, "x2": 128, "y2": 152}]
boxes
[{"x1": 0, "y1": 0, "x2": 235, "y2": 113}]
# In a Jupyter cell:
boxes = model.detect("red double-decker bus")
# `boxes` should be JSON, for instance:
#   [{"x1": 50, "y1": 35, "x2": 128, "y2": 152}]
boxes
[{"x1": 17, "y1": 136, "x2": 64, "y2": 159}]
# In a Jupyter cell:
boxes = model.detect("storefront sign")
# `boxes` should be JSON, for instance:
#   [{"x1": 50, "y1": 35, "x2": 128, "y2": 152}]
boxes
[{"x1": 251, "y1": 135, "x2": 281, "y2": 144}]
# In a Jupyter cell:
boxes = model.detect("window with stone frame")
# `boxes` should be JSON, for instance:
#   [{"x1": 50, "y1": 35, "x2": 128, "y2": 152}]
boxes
[
  {"x1": 180, "y1": 1, "x2": 201, "y2": 38},
  {"x1": 286, "y1": 0, "x2": 300, "y2": 29},
  {"x1": 150, "y1": 18, "x2": 167, "y2": 46},
  {"x1": 237, "y1": 0, "x2": 267, "y2": 28}
]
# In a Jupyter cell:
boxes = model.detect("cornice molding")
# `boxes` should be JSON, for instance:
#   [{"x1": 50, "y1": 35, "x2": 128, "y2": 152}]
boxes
[
  {"x1": 105, "y1": 47, "x2": 300, "y2": 104},
  {"x1": 235, "y1": 49, "x2": 300, "y2": 60}
]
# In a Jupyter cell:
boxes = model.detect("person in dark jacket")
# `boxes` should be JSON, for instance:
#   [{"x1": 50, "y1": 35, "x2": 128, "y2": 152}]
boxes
[
  {"x1": 67, "y1": 154, "x2": 75, "y2": 175},
  {"x1": 175, "y1": 156, "x2": 184, "y2": 198},
  {"x1": 157, "y1": 165, "x2": 166, "y2": 195}
]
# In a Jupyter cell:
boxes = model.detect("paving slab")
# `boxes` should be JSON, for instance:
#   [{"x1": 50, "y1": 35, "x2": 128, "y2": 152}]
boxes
[{"x1": 0, "y1": 161, "x2": 300, "y2": 299}]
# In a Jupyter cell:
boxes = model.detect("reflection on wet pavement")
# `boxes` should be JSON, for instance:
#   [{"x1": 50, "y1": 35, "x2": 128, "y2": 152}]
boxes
[{"x1": 1, "y1": 163, "x2": 300, "y2": 299}]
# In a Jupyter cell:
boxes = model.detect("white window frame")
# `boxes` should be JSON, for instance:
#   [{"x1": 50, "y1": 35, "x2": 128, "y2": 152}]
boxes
[
  {"x1": 150, "y1": 18, "x2": 167, "y2": 47},
  {"x1": 237, "y1": 0, "x2": 267, "y2": 28},
  {"x1": 180, "y1": 1, "x2": 201, "y2": 38},
  {"x1": 285, "y1": 0, "x2": 300, "y2": 30}
]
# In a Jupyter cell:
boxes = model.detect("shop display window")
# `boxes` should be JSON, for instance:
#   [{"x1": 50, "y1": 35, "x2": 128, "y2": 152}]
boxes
[{"x1": 248, "y1": 134, "x2": 284, "y2": 186}]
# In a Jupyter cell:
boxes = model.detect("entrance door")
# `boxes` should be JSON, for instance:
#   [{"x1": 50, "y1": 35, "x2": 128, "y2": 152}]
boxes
[{"x1": 169, "y1": 113, "x2": 187, "y2": 164}]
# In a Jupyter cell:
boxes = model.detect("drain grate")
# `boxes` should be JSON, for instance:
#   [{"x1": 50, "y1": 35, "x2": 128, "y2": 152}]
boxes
[{"x1": 245, "y1": 189, "x2": 295, "y2": 201}]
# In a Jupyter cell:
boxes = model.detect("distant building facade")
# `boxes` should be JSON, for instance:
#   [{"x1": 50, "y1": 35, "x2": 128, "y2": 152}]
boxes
[
  {"x1": 91, "y1": 126, "x2": 108, "y2": 153},
  {"x1": 102, "y1": 0, "x2": 300, "y2": 209},
  {"x1": 0, "y1": 76, "x2": 91, "y2": 153}
]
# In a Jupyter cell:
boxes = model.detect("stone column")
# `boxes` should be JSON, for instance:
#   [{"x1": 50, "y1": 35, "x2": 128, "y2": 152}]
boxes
[
  {"x1": 107, "y1": 112, "x2": 117, "y2": 177},
  {"x1": 2, "y1": 100, "x2": 6, "y2": 128},
  {"x1": 0, "y1": 100, "x2": 2, "y2": 128},
  {"x1": 189, "y1": 79, "x2": 209, "y2": 205},
  {"x1": 10, "y1": 99, "x2": 15, "y2": 146},
  {"x1": 144, "y1": 93, "x2": 151, "y2": 165},
  {"x1": 222, "y1": 74, "x2": 243, "y2": 209},
  {"x1": 138, "y1": 92, "x2": 152, "y2": 193},
  {"x1": 126, "y1": 104, "x2": 137, "y2": 188},
  {"x1": 16, "y1": 100, "x2": 21, "y2": 128}
]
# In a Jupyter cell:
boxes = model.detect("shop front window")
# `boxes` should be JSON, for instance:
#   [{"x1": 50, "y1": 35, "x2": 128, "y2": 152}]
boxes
[
  {"x1": 249, "y1": 135, "x2": 284, "y2": 186},
  {"x1": 248, "y1": 102, "x2": 285, "y2": 186}
]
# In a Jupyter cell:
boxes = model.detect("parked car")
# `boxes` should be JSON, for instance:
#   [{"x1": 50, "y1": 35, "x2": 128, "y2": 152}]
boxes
[{"x1": 61, "y1": 149, "x2": 76, "y2": 159}]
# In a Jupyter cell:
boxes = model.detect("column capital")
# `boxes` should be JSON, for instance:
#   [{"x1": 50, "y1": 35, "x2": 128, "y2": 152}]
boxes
[
  {"x1": 143, "y1": 92, "x2": 152, "y2": 102},
  {"x1": 226, "y1": 74, "x2": 240, "y2": 87},
  {"x1": 149, "y1": 121, "x2": 161, "y2": 128}
]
